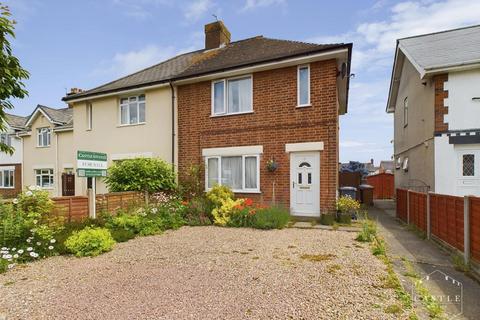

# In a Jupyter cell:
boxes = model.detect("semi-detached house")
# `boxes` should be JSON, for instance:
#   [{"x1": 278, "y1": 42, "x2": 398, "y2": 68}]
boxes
[{"x1": 64, "y1": 21, "x2": 352, "y2": 217}]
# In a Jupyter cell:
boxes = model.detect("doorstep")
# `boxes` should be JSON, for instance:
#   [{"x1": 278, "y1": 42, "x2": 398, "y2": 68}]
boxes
[{"x1": 290, "y1": 221, "x2": 361, "y2": 232}]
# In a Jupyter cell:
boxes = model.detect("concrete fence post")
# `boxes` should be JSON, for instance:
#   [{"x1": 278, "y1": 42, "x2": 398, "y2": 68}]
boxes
[
  {"x1": 464, "y1": 196, "x2": 471, "y2": 266},
  {"x1": 427, "y1": 192, "x2": 431, "y2": 240},
  {"x1": 407, "y1": 190, "x2": 410, "y2": 225}
]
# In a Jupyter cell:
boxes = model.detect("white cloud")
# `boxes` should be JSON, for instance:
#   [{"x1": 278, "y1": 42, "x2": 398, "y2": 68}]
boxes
[
  {"x1": 183, "y1": 0, "x2": 214, "y2": 22},
  {"x1": 92, "y1": 44, "x2": 195, "y2": 78},
  {"x1": 242, "y1": 0, "x2": 286, "y2": 11}
]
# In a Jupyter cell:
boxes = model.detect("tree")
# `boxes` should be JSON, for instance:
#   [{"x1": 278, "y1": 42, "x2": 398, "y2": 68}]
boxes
[
  {"x1": 104, "y1": 158, "x2": 176, "y2": 198},
  {"x1": 0, "y1": 4, "x2": 29, "y2": 154}
]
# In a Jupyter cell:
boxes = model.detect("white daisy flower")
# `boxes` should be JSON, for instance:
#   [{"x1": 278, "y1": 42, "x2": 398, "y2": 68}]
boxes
[
  {"x1": 28, "y1": 185, "x2": 36, "y2": 191},
  {"x1": 13, "y1": 254, "x2": 18, "y2": 259},
  {"x1": 1, "y1": 247, "x2": 6, "y2": 251},
  {"x1": 27, "y1": 247, "x2": 33, "y2": 251},
  {"x1": 26, "y1": 239, "x2": 31, "y2": 243},
  {"x1": 8, "y1": 264, "x2": 15, "y2": 269},
  {"x1": 50, "y1": 239, "x2": 56, "y2": 244},
  {"x1": 25, "y1": 191, "x2": 33, "y2": 196},
  {"x1": 12, "y1": 198, "x2": 18, "y2": 204},
  {"x1": 36, "y1": 242, "x2": 41, "y2": 246},
  {"x1": 11, "y1": 248, "x2": 16, "y2": 251},
  {"x1": 17, "y1": 249, "x2": 24, "y2": 254},
  {"x1": 48, "y1": 246, "x2": 54, "y2": 250}
]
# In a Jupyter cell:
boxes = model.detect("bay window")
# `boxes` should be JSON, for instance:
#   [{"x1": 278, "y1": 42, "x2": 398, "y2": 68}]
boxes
[
  {"x1": 120, "y1": 94, "x2": 146, "y2": 125},
  {"x1": 205, "y1": 155, "x2": 259, "y2": 192},
  {"x1": 212, "y1": 76, "x2": 252, "y2": 116},
  {"x1": 0, "y1": 169, "x2": 14, "y2": 188}
]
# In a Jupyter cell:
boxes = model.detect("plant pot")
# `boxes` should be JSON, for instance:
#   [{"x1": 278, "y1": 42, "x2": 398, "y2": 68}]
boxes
[
  {"x1": 320, "y1": 213, "x2": 335, "y2": 225},
  {"x1": 337, "y1": 214, "x2": 352, "y2": 224}
]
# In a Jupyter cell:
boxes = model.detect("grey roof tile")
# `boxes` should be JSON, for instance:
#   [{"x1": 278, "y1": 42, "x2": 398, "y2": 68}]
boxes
[{"x1": 5, "y1": 113, "x2": 28, "y2": 129}]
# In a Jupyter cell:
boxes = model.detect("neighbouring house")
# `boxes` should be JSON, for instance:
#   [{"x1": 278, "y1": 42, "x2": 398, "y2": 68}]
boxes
[
  {"x1": 378, "y1": 160, "x2": 394, "y2": 174},
  {"x1": 0, "y1": 114, "x2": 27, "y2": 197},
  {"x1": 18, "y1": 105, "x2": 74, "y2": 197},
  {"x1": 64, "y1": 21, "x2": 352, "y2": 216},
  {"x1": 387, "y1": 25, "x2": 480, "y2": 196}
]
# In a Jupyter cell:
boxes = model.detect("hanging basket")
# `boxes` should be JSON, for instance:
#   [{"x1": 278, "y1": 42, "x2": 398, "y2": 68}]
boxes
[{"x1": 266, "y1": 160, "x2": 278, "y2": 172}]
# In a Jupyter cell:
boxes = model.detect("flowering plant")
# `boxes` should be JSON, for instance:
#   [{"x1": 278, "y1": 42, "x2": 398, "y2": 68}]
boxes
[{"x1": 266, "y1": 159, "x2": 278, "y2": 172}]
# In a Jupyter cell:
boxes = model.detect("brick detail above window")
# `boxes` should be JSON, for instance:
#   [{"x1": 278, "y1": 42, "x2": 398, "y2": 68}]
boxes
[{"x1": 434, "y1": 74, "x2": 449, "y2": 133}]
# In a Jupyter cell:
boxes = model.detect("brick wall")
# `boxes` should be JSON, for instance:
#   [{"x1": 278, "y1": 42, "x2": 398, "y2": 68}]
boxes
[
  {"x1": 434, "y1": 74, "x2": 449, "y2": 133},
  {"x1": 0, "y1": 164, "x2": 22, "y2": 198},
  {"x1": 178, "y1": 59, "x2": 339, "y2": 212}
]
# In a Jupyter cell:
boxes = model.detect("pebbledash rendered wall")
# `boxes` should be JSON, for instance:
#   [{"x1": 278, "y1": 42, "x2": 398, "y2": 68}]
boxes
[{"x1": 177, "y1": 59, "x2": 340, "y2": 212}]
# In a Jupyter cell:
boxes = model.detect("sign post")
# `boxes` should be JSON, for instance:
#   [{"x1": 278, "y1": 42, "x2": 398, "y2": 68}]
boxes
[{"x1": 76, "y1": 151, "x2": 108, "y2": 219}]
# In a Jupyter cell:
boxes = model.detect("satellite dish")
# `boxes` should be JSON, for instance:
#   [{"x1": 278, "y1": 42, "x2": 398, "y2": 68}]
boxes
[{"x1": 340, "y1": 62, "x2": 347, "y2": 79}]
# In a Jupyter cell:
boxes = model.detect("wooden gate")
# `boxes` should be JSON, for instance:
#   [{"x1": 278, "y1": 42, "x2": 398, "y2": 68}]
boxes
[{"x1": 62, "y1": 173, "x2": 75, "y2": 196}]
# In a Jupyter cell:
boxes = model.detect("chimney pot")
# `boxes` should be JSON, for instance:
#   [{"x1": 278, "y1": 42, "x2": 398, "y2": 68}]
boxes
[{"x1": 204, "y1": 21, "x2": 231, "y2": 50}]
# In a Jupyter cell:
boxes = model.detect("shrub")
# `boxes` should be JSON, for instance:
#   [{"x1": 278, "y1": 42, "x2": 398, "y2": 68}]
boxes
[
  {"x1": 178, "y1": 164, "x2": 204, "y2": 199},
  {"x1": 212, "y1": 198, "x2": 244, "y2": 226},
  {"x1": 106, "y1": 212, "x2": 143, "y2": 234},
  {"x1": 336, "y1": 196, "x2": 361, "y2": 214},
  {"x1": 104, "y1": 158, "x2": 176, "y2": 194},
  {"x1": 0, "y1": 202, "x2": 26, "y2": 246},
  {"x1": 206, "y1": 185, "x2": 234, "y2": 207},
  {"x1": 356, "y1": 220, "x2": 377, "y2": 242},
  {"x1": 320, "y1": 213, "x2": 335, "y2": 226},
  {"x1": 250, "y1": 206, "x2": 290, "y2": 229},
  {"x1": 180, "y1": 197, "x2": 213, "y2": 226},
  {"x1": 64, "y1": 227, "x2": 115, "y2": 257},
  {"x1": 109, "y1": 228, "x2": 136, "y2": 242},
  {"x1": 0, "y1": 258, "x2": 7, "y2": 273}
]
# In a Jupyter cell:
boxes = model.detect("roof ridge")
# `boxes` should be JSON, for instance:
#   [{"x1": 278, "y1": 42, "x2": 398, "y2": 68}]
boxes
[
  {"x1": 261, "y1": 36, "x2": 345, "y2": 47},
  {"x1": 398, "y1": 24, "x2": 480, "y2": 41}
]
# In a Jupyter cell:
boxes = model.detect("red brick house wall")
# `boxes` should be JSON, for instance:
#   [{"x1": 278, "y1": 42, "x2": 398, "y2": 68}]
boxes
[
  {"x1": 0, "y1": 164, "x2": 22, "y2": 198},
  {"x1": 178, "y1": 59, "x2": 339, "y2": 212}
]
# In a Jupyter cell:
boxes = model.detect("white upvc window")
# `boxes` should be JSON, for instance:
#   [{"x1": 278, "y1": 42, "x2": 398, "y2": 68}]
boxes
[
  {"x1": 35, "y1": 169, "x2": 54, "y2": 188},
  {"x1": 0, "y1": 133, "x2": 12, "y2": 146},
  {"x1": 211, "y1": 75, "x2": 253, "y2": 116},
  {"x1": 0, "y1": 169, "x2": 14, "y2": 188},
  {"x1": 119, "y1": 94, "x2": 146, "y2": 125},
  {"x1": 297, "y1": 65, "x2": 310, "y2": 107},
  {"x1": 205, "y1": 154, "x2": 260, "y2": 193},
  {"x1": 37, "y1": 128, "x2": 51, "y2": 147},
  {"x1": 86, "y1": 103, "x2": 93, "y2": 130}
]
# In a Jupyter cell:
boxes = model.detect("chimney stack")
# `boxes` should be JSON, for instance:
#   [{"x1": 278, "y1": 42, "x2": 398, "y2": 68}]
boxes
[
  {"x1": 370, "y1": 158, "x2": 374, "y2": 165},
  {"x1": 204, "y1": 21, "x2": 231, "y2": 50},
  {"x1": 68, "y1": 88, "x2": 84, "y2": 95}
]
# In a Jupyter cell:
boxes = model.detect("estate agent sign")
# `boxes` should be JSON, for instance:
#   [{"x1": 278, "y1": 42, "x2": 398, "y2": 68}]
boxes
[{"x1": 77, "y1": 151, "x2": 108, "y2": 177}]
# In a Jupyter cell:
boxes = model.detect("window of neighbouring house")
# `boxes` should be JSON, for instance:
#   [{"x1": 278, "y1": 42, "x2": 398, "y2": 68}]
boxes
[
  {"x1": 120, "y1": 94, "x2": 146, "y2": 125},
  {"x1": 463, "y1": 154, "x2": 475, "y2": 176},
  {"x1": 37, "y1": 128, "x2": 51, "y2": 147},
  {"x1": 35, "y1": 169, "x2": 54, "y2": 188},
  {"x1": 0, "y1": 133, "x2": 11, "y2": 147},
  {"x1": 0, "y1": 169, "x2": 14, "y2": 188},
  {"x1": 212, "y1": 76, "x2": 252, "y2": 116},
  {"x1": 86, "y1": 103, "x2": 93, "y2": 130},
  {"x1": 205, "y1": 155, "x2": 259, "y2": 192},
  {"x1": 403, "y1": 97, "x2": 408, "y2": 127},
  {"x1": 297, "y1": 65, "x2": 310, "y2": 106}
]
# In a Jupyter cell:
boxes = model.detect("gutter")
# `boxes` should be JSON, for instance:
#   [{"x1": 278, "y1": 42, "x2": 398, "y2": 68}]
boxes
[{"x1": 169, "y1": 81, "x2": 175, "y2": 166}]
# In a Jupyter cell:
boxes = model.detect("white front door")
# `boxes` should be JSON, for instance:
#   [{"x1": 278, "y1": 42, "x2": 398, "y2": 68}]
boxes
[
  {"x1": 290, "y1": 152, "x2": 320, "y2": 217},
  {"x1": 456, "y1": 148, "x2": 480, "y2": 196}
]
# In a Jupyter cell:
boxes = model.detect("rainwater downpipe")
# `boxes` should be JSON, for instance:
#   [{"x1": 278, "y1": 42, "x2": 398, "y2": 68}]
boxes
[{"x1": 169, "y1": 81, "x2": 175, "y2": 166}]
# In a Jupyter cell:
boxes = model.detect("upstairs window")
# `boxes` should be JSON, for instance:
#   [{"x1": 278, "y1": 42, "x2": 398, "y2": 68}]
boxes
[
  {"x1": 37, "y1": 128, "x2": 51, "y2": 147},
  {"x1": 0, "y1": 133, "x2": 11, "y2": 147},
  {"x1": 297, "y1": 65, "x2": 310, "y2": 107},
  {"x1": 403, "y1": 97, "x2": 408, "y2": 127},
  {"x1": 463, "y1": 154, "x2": 475, "y2": 176},
  {"x1": 0, "y1": 169, "x2": 14, "y2": 188},
  {"x1": 86, "y1": 103, "x2": 93, "y2": 130},
  {"x1": 120, "y1": 94, "x2": 145, "y2": 125},
  {"x1": 212, "y1": 76, "x2": 252, "y2": 116}
]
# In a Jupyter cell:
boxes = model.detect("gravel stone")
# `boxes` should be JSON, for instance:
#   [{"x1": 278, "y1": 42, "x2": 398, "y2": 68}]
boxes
[{"x1": 0, "y1": 227, "x2": 401, "y2": 319}]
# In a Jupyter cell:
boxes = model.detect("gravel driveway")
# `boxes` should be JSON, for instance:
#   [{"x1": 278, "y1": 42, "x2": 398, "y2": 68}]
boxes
[{"x1": 0, "y1": 227, "x2": 401, "y2": 319}]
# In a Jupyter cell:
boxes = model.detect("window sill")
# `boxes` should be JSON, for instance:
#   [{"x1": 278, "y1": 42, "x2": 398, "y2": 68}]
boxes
[
  {"x1": 210, "y1": 111, "x2": 254, "y2": 118},
  {"x1": 233, "y1": 190, "x2": 261, "y2": 194},
  {"x1": 117, "y1": 122, "x2": 146, "y2": 128},
  {"x1": 0, "y1": 187, "x2": 15, "y2": 189},
  {"x1": 36, "y1": 146, "x2": 51, "y2": 148},
  {"x1": 296, "y1": 104, "x2": 312, "y2": 108}
]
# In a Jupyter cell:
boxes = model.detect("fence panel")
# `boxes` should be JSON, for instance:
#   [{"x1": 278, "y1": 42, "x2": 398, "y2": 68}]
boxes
[
  {"x1": 396, "y1": 189, "x2": 408, "y2": 222},
  {"x1": 430, "y1": 193, "x2": 464, "y2": 251},
  {"x1": 409, "y1": 191, "x2": 427, "y2": 231},
  {"x1": 470, "y1": 197, "x2": 480, "y2": 264},
  {"x1": 52, "y1": 196, "x2": 89, "y2": 222},
  {"x1": 96, "y1": 191, "x2": 144, "y2": 214},
  {"x1": 366, "y1": 173, "x2": 394, "y2": 199}
]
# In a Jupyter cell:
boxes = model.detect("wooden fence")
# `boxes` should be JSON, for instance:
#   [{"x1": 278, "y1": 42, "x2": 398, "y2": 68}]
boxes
[
  {"x1": 396, "y1": 188, "x2": 479, "y2": 265},
  {"x1": 366, "y1": 173, "x2": 394, "y2": 199},
  {"x1": 52, "y1": 191, "x2": 144, "y2": 222}
]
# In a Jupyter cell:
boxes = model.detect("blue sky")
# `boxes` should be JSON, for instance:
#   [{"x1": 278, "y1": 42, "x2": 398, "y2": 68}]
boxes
[{"x1": 4, "y1": 0, "x2": 480, "y2": 164}]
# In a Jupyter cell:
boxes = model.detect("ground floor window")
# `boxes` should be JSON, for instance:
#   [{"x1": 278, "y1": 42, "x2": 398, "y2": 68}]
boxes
[
  {"x1": 205, "y1": 155, "x2": 259, "y2": 192},
  {"x1": 0, "y1": 169, "x2": 14, "y2": 188},
  {"x1": 35, "y1": 169, "x2": 54, "y2": 188}
]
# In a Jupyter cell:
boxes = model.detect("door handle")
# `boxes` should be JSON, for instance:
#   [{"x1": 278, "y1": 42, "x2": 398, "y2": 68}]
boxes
[{"x1": 292, "y1": 181, "x2": 295, "y2": 188}]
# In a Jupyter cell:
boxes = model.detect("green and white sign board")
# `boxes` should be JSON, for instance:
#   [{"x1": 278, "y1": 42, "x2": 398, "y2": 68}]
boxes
[{"x1": 77, "y1": 151, "x2": 108, "y2": 177}]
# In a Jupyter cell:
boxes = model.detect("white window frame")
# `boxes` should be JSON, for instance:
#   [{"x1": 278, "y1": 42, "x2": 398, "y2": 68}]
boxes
[
  {"x1": 297, "y1": 64, "x2": 311, "y2": 107},
  {"x1": 0, "y1": 133, "x2": 12, "y2": 147},
  {"x1": 403, "y1": 97, "x2": 408, "y2": 127},
  {"x1": 37, "y1": 127, "x2": 51, "y2": 147},
  {"x1": 205, "y1": 154, "x2": 260, "y2": 193},
  {"x1": 211, "y1": 75, "x2": 253, "y2": 116},
  {"x1": 35, "y1": 168, "x2": 54, "y2": 189},
  {"x1": 86, "y1": 103, "x2": 93, "y2": 130},
  {"x1": 0, "y1": 169, "x2": 14, "y2": 189},
  {"x1": 119, "y1": 94, "x2": 146, "y2": 126}
]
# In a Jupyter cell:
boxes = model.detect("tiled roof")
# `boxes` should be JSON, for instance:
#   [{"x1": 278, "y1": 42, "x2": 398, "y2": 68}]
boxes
[
  {"x1": 399, "y1": 25, "x2": 480, "y2": 71},
  {"x1": 64, "y1": 36, "x2": 348, "y2": 101},
  {"x1": 38, "y1": 105, "x2": 73, "y2": 125},
  {"x1": 5, "y1": 113, "x2": 28, "y2": 129}
]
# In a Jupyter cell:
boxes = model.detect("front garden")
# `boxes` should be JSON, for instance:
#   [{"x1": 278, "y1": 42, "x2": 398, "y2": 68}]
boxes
[{"x1": 0, "y1": 159, "x2": 291, "y2": 273}]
